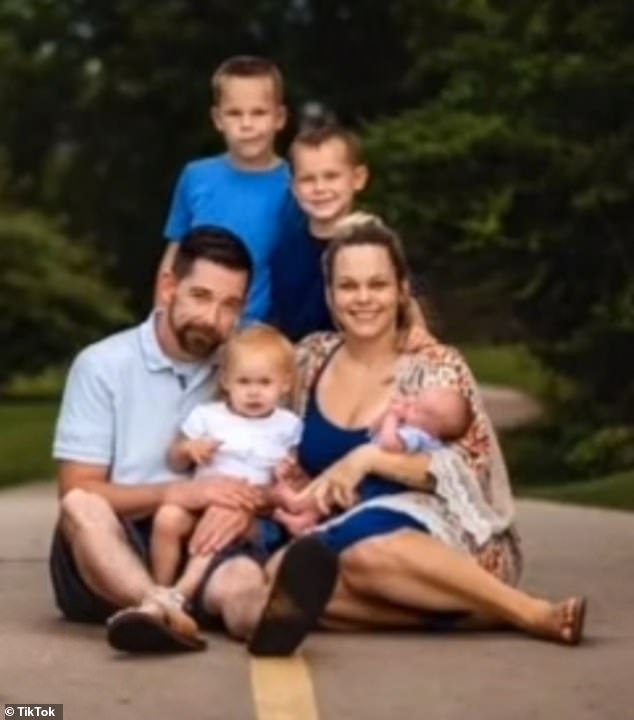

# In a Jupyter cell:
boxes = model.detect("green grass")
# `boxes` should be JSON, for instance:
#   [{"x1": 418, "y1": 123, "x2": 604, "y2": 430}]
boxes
[
  {"x1": 520, "y1": 469, "x2": 634, "y2": 511},
  {"x1": 0, "y1": 400, "x2": 57, "y2": 488},
  {"x1": 459, "y1": 343, "x2": 550, "y2": 397},
  {"x1": 5, "y1": 365, "x2": 66, "y2": 398}
]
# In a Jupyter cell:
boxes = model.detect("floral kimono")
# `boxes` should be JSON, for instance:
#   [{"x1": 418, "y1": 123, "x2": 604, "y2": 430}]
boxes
[{"x1": 293, "y1": 332, "x2": 523, "y2": 586}]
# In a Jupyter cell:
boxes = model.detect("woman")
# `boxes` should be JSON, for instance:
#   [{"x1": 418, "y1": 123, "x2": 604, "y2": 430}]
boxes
[{"x1": 252, "y1": 212, "x2": 586, "y2": 652}]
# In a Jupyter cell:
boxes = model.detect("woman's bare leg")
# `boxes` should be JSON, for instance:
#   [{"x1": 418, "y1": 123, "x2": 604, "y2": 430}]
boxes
[
  {"x1": 266, "y1": 541, "x2": 472, "y2": 632},
  {"x1": 266, "y1": 540, "x2": 491, "y2": 632},
  {"x1": 320, "y1": 577, "x2": 424, "y2": 630},
  {"x1": 342, "y1": 531, "x2": 584, "y2": 643}
]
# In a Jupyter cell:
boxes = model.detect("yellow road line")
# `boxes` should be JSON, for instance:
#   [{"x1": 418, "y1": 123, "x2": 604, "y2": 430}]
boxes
[{"x1": 250, "y1": 655, "x2": 320, "y2": 720}]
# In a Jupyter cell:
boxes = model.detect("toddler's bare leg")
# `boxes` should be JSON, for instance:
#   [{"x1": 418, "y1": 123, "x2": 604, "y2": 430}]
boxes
[
  {"x1": 151, "y1": 504, "x2": 196, "y2": 585},
  {"x1": 174, "y1": 553, "x2": 215, "y2": 600}
]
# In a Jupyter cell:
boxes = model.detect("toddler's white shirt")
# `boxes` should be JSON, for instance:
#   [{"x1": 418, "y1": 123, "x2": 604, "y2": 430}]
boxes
[{"x1": 181, "y1": 401, "x2": 303, "y2": 486}]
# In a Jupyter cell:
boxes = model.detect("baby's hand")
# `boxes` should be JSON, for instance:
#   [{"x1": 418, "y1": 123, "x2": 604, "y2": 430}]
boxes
[
  {"x1": 273, "y1": 507, "x2": 320, "y2": 537},
  {"x1": 183, "y1": 438, "x2": 222, "y2": 466},
  {"x1": 274, "y1": 455, "x2": 311, "y2": 490},
  {"x1": 271, "y1": 480, "x2": 309, "y2": 513}
]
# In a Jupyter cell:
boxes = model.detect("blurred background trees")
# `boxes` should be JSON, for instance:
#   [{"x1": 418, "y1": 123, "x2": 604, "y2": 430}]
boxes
[{"x1": 1, "y1": 0, "x2": 632, "y2": 483}]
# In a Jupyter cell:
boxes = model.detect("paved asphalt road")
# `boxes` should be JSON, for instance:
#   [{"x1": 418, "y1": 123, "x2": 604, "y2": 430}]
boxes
[{"x1": 0, "y1": 481, "x2": 632, "y2": 720}]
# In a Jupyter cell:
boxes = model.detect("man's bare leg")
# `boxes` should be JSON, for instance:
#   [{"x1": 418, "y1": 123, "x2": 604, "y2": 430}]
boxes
[
  {"x1": 342, "y1": 531, "x2": 585, "y2": 643},
  {"x1": 61, "y1": 489, "x2": 198, "y2": 637},
  {"x1": 60, "y1": 489, "x2": 157, "y2": 607},
  {"x1": 200, "y1": 556, "x2": 268, "y2": 639}
]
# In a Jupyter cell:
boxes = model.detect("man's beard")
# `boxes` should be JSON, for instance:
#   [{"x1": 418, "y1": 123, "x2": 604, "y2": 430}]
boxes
[{"x1": 168, "y1": 306, "x2": 222, "y2": 359}]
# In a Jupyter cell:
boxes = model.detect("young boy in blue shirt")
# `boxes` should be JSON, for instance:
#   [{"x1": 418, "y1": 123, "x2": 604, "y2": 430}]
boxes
[
  {"x1": 156, "y1": 55, "x2": 299, "y2": 324},
  {"x1": 270, "y1": 123, "x2": 426, "y2": 341}
]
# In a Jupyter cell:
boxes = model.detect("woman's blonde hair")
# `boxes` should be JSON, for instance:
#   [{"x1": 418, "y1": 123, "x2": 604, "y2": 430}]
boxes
[{"x1": 331, "y1": 211, "x2": 387, "y2": 237}]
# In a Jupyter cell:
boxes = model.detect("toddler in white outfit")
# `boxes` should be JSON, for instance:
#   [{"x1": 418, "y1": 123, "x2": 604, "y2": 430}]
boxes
[{"x1": 150, "y1": 324, "x2": 301, "y2": 600}]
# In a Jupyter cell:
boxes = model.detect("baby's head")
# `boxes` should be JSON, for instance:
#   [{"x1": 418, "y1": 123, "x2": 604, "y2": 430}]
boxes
[
  {"x1": 221, "y1": 324, "x2": 295, "y2": 418},
  {"x1": 404, "y1": 387, "x2": 473, "y2": 441}
]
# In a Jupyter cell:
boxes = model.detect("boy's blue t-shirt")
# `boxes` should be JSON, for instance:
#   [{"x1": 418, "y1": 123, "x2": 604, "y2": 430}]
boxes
[
  {"x1": 270, "y1": 220, "x2": 335, "y2": 342},
  {"x1": 163, "y1": 154, "x2": 296, "y2": 323}
]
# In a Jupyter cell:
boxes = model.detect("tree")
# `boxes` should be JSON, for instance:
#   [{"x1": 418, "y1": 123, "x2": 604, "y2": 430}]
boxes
[
  {"x1": 362, "y1": 0, "x2": 634, "y2": 426},
  {"x1": 0, "y1": 208, "x2": 131, "y2": 386}
]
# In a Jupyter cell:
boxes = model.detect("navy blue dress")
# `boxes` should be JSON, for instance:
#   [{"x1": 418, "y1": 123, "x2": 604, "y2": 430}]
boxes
[{"x1": 297, "y1": 348, "x2": 428, "y2": 553}]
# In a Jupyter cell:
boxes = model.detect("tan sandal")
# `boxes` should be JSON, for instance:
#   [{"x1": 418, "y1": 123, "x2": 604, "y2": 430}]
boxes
[
  {"x1": 107, "y1": 587, "x2": 206, "y2": 653},
  {"x1": 560, "y1": 596, "x2": 587, "y2": 646}
]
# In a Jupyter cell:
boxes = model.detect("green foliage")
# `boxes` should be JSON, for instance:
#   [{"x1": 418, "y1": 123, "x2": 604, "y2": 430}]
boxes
[
  {"x1": 565, "y1": 426, "x2": 634, "y2": 476},
  {"x1": 362, "y1": 0, "x2": 634, "y2": 426},
  {"x1": 502, "y1": 415, "x2": 634, "y2": 487},
  {"x1": 0, "y1": 209, "x2": 131, "y2": 386},
  {"x1": 501, "y1": 422, "x2": 571, "y2": 487}
]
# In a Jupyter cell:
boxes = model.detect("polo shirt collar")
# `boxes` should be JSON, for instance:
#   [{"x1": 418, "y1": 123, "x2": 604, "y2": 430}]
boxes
[{"x1": 138, "y1": 311, "x2": 219, "y2": 379}]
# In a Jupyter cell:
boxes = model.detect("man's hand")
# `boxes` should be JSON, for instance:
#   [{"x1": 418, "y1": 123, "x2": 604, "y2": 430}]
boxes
[
  {"x1": 165, "y1": 477, "x2": 260, "y2": 513},
  {"x1": 189, "y1": 505, "x2": 252, "y2": 555}
]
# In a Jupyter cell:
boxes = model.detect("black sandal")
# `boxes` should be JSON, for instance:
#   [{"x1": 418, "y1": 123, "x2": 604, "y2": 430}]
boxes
[{"x1": 248, "y1": 536, "x2": 338, "y2": 657}]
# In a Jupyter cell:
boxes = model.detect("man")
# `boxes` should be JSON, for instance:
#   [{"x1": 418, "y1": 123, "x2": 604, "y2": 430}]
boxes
[{"x1": 49, "y1": 226, "x2": 337, "y2": 654}]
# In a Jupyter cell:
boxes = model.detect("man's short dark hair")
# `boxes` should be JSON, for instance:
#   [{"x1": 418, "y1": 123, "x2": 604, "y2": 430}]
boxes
[{"x1": 172, "y1": 226, "x2": 253, "y2": 288}]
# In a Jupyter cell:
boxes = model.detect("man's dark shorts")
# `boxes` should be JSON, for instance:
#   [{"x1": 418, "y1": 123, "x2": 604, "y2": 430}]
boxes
[{"x1": 49, "y1": 516, "x2": 287, "y2": 626}]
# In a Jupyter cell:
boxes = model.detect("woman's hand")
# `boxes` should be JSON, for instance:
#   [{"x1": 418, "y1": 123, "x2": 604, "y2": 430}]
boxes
[{"x1": 299, "y1": 444, "x2": 377, "y2": 514}]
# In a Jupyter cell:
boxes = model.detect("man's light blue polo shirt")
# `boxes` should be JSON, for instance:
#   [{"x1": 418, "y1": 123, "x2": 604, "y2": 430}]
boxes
[{"x1": 53, "y1": 314, "x2": 217, "y2": 485}]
